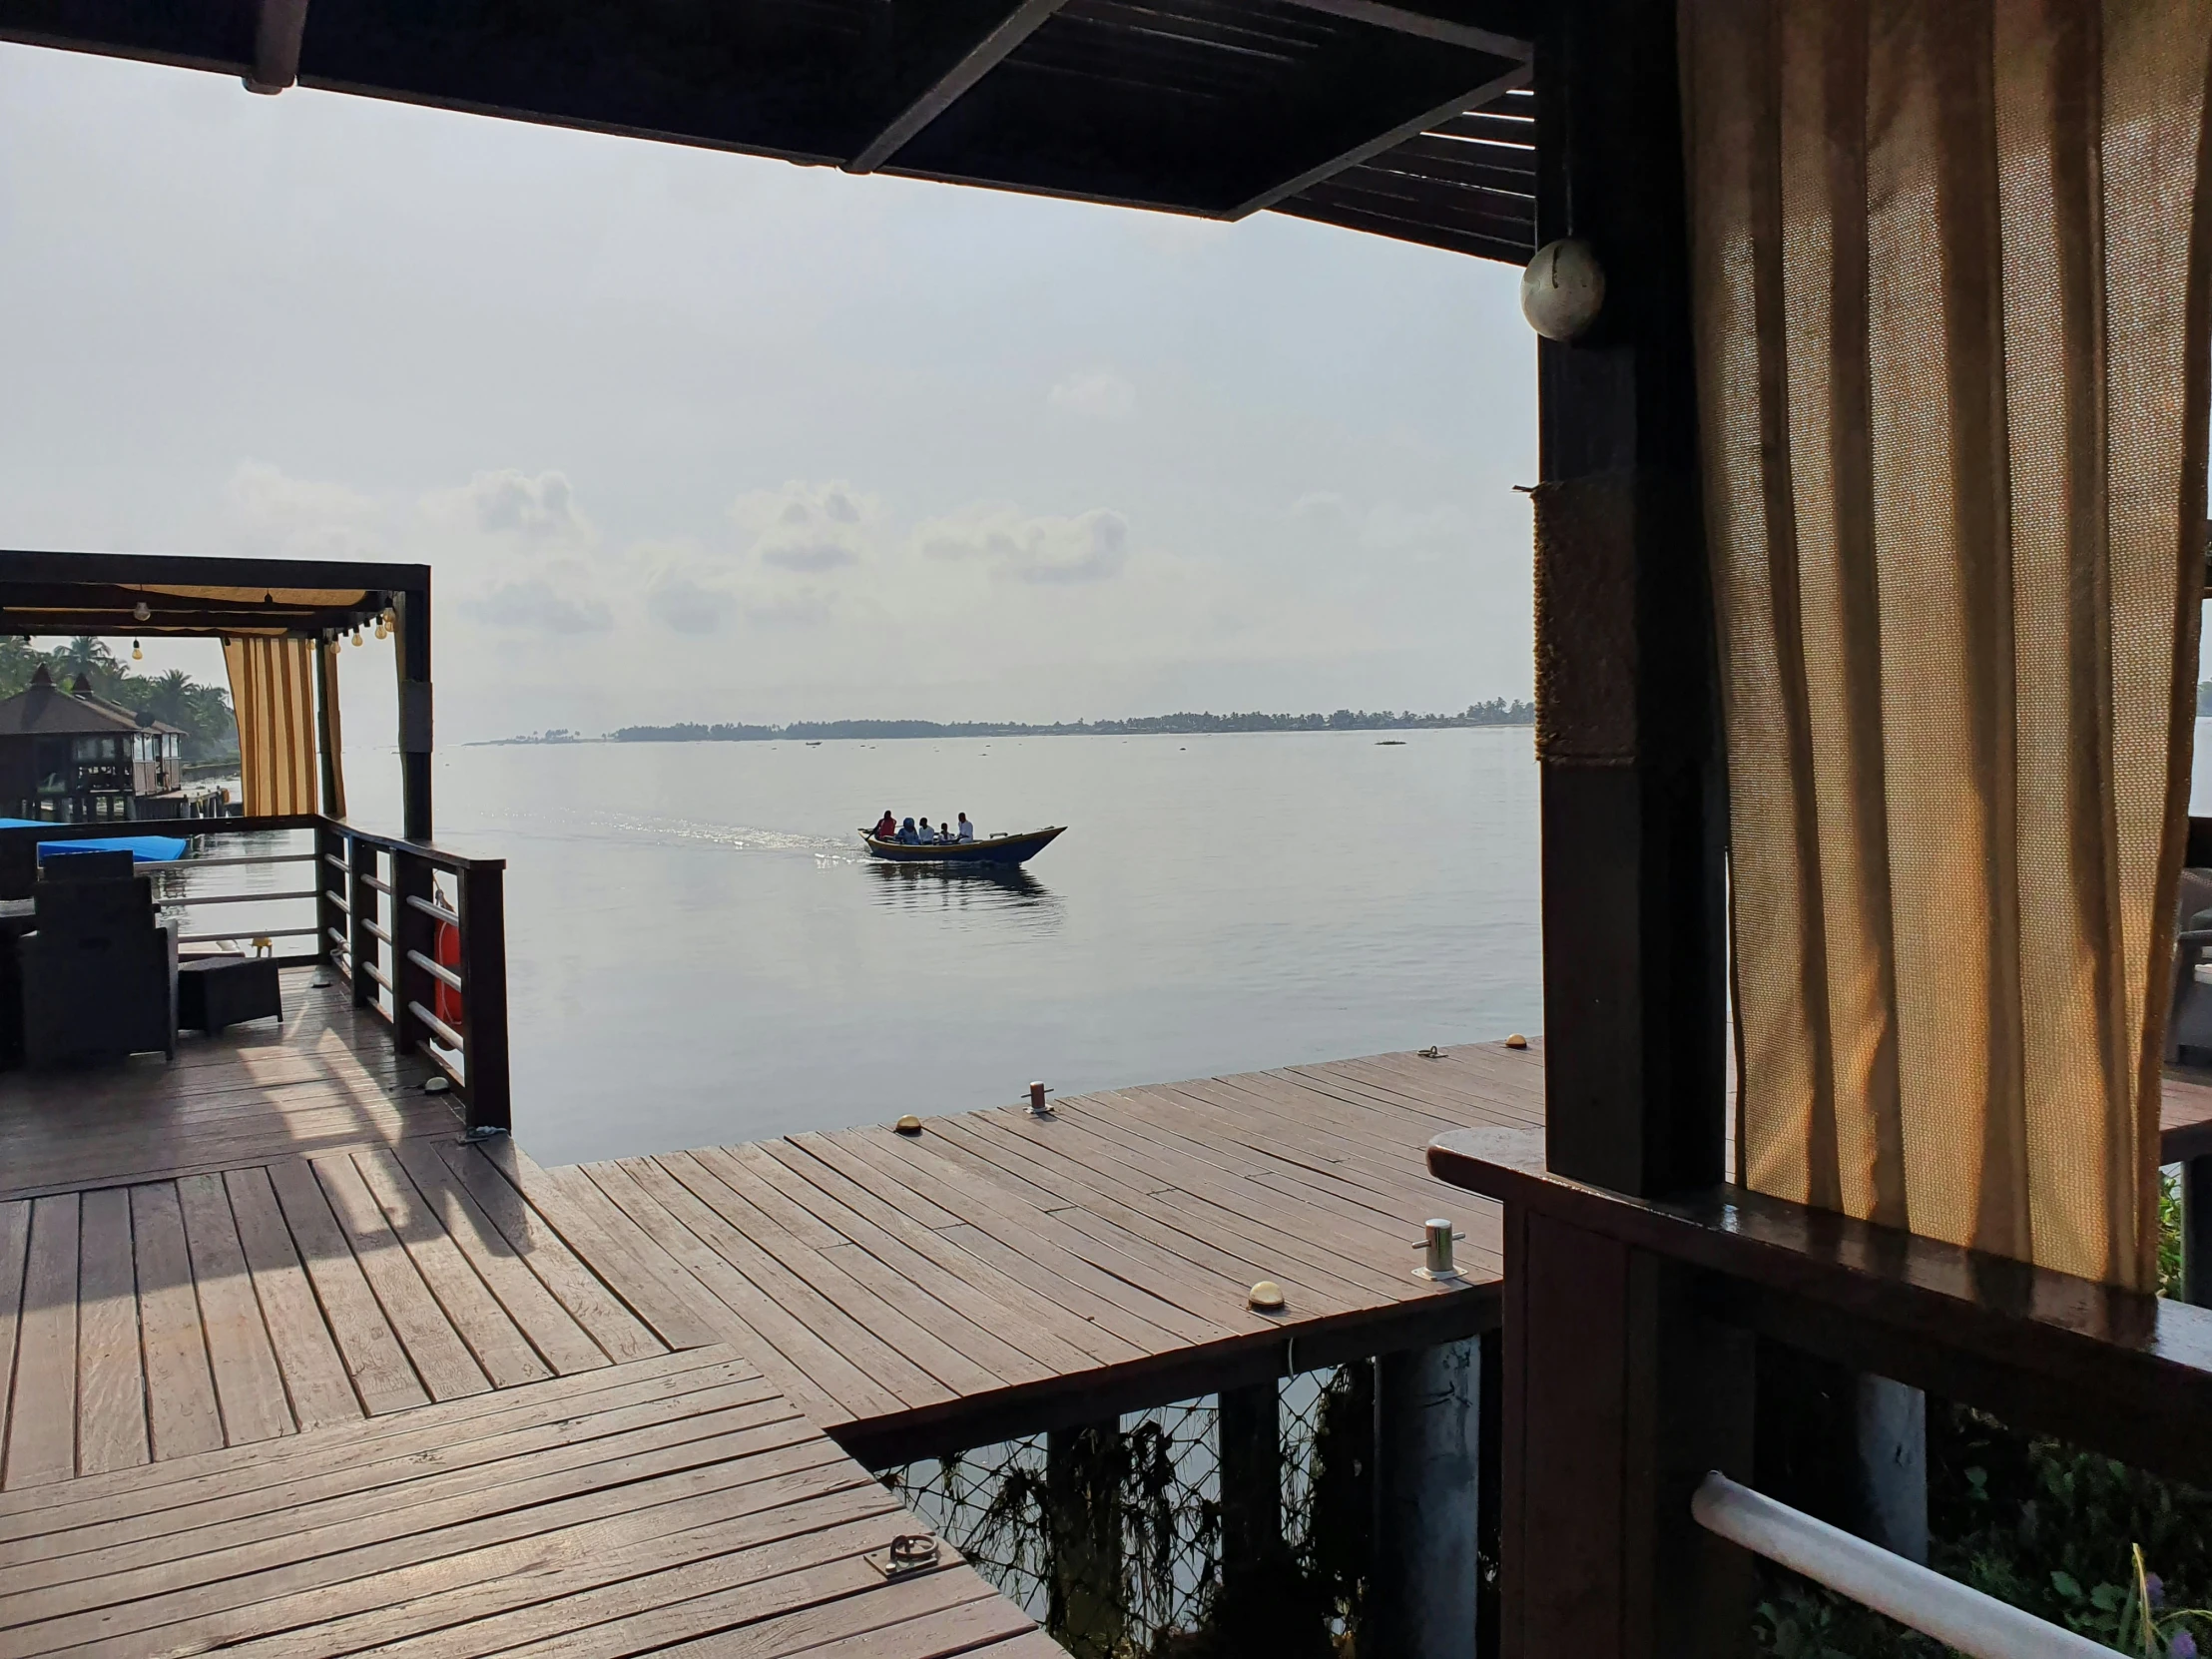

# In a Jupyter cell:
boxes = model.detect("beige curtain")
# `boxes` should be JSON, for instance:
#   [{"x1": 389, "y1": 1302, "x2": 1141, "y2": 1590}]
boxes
[
  {"x1": 1681, "y1": 0, "x2": 2212, "y2": 1289},
  {"x1": 223, "y1": 636, "x2": 318, "y2": 817}
]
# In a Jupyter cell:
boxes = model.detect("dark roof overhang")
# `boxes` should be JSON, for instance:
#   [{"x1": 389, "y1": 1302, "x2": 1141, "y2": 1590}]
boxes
[
  {"x1": 0, "y1": 551, "x2": 422, "y2": 640},
  {"x1": 0, "y1": 0, "x2": 1537, "y2": 264}
]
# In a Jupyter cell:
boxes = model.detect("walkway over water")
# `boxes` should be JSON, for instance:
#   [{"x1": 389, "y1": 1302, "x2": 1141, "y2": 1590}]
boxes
[{"x1": 9, "y1": 972, "x2": 2212, "y2": 1656}]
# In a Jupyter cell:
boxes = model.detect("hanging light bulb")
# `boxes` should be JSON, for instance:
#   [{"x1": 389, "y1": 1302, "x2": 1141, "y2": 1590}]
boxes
[
  {"x1": 351, "y1": 627, "x2": 363, "y2": 647},
  {"x1": 374, "y1": 614, "x2": 387, "y2": 640},
  {"x1": 132, "y1": 639, "x2": 143, "y2": 661}
]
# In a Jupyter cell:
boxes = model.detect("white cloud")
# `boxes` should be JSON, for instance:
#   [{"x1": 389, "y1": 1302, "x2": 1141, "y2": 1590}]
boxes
[
  {"x1": 914, "y1": 504, "x2": 1129, "y2": 585},
  {"x1": 420, "y1": 469, "x2": 591, "y2": 545},
  {"x1": 647, "y1": 574, "x2": 739, "y2": 635},
  {"x1": 224, "y1": 461, "x2": 382, "y2": 558},
  {"x1": 732, "y1": 480, "x2": 876, "y2": 574},
  {"x1": 1047, "y1": 368, "x2": 1136, "y2": 421},
  {"x1": 461, "y1": 577, "x2": 611, "y2": 634}
]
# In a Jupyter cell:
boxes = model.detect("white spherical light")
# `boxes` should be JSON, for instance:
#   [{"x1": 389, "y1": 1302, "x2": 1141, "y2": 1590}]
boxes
[{"x1": 1520, "y1": 239, "x2": 1606, "y2": 342}]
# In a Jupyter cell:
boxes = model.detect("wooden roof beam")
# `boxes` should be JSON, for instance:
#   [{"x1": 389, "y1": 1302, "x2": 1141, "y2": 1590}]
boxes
[
  {"x1": 846, "y1": 0, "x2": 1071, "y2": 176},
  {"x1": 243, "y1": 0, "x2": 308, "y2": 94},
  {"x1": 1276, "y1": 0, "x2": 1530, "y2": 62},
  {"x1": 1231, "y1": 59, "x2": 1531, "y2": 221}
]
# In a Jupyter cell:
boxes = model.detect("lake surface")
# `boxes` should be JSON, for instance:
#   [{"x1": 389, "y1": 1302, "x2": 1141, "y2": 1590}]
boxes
[{"x1": 332, "y1": 729, "x2": 1544, "y2": 1165}]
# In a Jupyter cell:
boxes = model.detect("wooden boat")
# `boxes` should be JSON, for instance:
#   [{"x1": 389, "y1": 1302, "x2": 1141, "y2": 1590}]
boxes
[{"x1": 859, "y1": 825, "x2": 1065, "y2": 865}]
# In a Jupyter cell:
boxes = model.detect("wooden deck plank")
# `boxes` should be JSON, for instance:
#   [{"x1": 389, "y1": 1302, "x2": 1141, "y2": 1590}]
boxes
[
  {"x1": 390, "y1": 1140, "x2": 610, "y2": 1378},
  {"x1": 0, "y1": 1202, "x2": 30, "y2": 1486},
  {"x1": 351, "y1": 1149, "x2": 552, "y2": 1390},
  {"x1": 1, "y1": 1350, "x2": 755, "y2": 1535},
  {"x1": 310, "y1": 1153, "x2": 491, "y2": 1402},
  {"x1": 433, "y1": 1142, "x2": 674, "y2": 1364},
  {"x1": 73, "y1": 1188, "x2": 150, "y2": 1477},
  {"x1": 660, "y1": 1149, "x2": 1023, "y2": 1400},
  {"x1": 600, "y1": 1157, "x2": 922, "y2": 1421},
  {"x1": 175, "y1": 1174, "x2": 294, "y2": 1448},
  {"x1": 5, "y1": 1195, "x2": 80, "y2": 1489},
  {"x1": 264, "y1": 1157, "x2": 429, "y2": 1415},
  {"x1": 128, "y1": 1183, "x2": 226, "y2": 1463},
  {"x1": 222, "y1": 1165, "x2": 362, "y2": 1433}
]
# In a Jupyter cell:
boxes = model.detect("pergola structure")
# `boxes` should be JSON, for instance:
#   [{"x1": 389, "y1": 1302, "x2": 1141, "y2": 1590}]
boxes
[{"x1": 0, "y1": 551, "x2": 437, "y2": 838}]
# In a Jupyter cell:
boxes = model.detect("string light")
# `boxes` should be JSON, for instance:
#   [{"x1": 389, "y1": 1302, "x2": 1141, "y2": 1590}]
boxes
[
  {"x1": 374, "y1": 614, "x2": 387, "y2": 640},
  {"x1": 132, "y1": 639, "x2": 143, "y2": 661},
  {"x1": 351, "y1": 628, "x2": 363, "y2": 647}
]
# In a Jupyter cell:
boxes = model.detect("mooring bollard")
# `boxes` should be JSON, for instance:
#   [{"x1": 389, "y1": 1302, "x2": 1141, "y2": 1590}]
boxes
[
  {"x1": 1413, "y1": 1218, "x2": 1466, "y2": 1283},
  {"x1": 1028, "y1": 1081, "x2": 1051, "y2": 1116}
]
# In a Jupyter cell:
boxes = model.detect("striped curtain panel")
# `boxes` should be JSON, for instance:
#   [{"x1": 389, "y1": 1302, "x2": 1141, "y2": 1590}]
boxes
[
  {"x1": 1680, "y1": 0, "x2": 2212, "y2": 1288},
  {"x1": 222, "y1": 637, "x2": 318, "y2": 818}
]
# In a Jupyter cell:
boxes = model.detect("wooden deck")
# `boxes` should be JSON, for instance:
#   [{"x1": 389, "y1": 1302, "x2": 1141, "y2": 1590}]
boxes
[
  {"x1": 0, "y1": 972, "x2": 1050, "y2": 1659},
  {"x1": 540, "y1": 1047, "x2": 1533, "y2": 1462}
]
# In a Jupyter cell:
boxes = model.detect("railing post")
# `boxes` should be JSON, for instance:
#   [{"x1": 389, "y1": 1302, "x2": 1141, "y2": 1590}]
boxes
[
  {"x1": 456, "y1": 861, "x2": 511, "y2": 1138},
  {"x1": 314, "y1": 819, "x2": 346, "y2": 972},
  {"x1": 347, "y1": 832, "x2": 377, "y2": 1009},
  {"x1": 392, "y1": 846, "x2": 435, "y2": 1060}
]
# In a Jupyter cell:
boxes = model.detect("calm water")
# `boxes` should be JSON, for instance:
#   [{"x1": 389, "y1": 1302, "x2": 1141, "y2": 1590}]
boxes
[{"x1": 327, "y1": 729, "x2": 1543, "y2": 1165}]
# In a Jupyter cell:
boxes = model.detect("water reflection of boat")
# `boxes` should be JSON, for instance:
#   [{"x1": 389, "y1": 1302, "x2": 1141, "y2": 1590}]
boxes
[
  {"x1": 858, "y1": 826, "x2": 1064, "y2": 865},
  {"x1": 865, "y1": 860, "x2": 1051, "y2": 904}
]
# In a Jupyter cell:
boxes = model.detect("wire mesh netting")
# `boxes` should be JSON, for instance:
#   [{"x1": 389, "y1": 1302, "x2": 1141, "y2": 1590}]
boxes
[{"x1": 879, "y1": 1363, "x2": 1375, "y2": 1658}]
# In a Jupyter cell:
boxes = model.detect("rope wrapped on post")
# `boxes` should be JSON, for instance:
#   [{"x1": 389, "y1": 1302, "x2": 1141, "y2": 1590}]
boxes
[{"x1": 1691, "y1": 1473, "x2": 2109, "y2": 1658}]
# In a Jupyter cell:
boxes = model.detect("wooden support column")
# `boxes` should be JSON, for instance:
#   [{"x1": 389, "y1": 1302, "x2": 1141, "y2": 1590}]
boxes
[
  {"x1": 313, "y1": 820, "x2": 345, "y2": 971},
  {"x1": 1504, "y1": 0, "x2": 1744, "y2": 1652},
  {"x1": 456, "y1": 861, "x2": 511, "y2": 1137},
  {"x1": 1372, "y1": 1336, "x2": 1482, "y2": 1658},
  {"x1": 1045, "y1": 1423, "x2": 1124, "y2": 1659},
  {"x1": 2185, "y1": 1156, "x2": 2212, "y2": 1307},
  {"x1": 1532, "y1": 0, "x2": 1725, "y2": 1199},
  {"x1": 347, "y1": 833, "x2": 377, "y2": 1010},
  {"x1": 393, "y1": 586, "x2": 432, "y2": 843},
  {"x1": 1216, "y1": 1381, "x2": 1295, "y2": 1642}
]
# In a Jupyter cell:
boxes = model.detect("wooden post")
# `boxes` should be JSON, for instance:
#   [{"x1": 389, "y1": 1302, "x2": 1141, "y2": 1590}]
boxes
[
  {"x1": 347, "y1": 833, "x2": 378, "y2": 1010},
  {"x1": 1372, "y1": 1337, "x2": 1482, "y2": 1659},
  {"x1": 392, "y1": 846, "x2": 435, "y2": 1060},
  {"x1": 457, "y1": 861, "x2": 511, "y2": 1137},
  {"x1": 2186, "y1": 1156, "x2": 2212, "y2": 1307},
  {"x1": 314, "y1": 820, "x2": 346, "y2": 972},
  {"x1": 1503, "y1": 0, "x2": 1746, "y2": 1652},
  {"x1": 312, "y1": 635, "x2": 341, "y2": 821},
  {"x1": 1216, "y1": 1381, "x2": 1288, "y2": 1640},
  {"x1": 394, "y1": 586, "x2": 432, "y2": 843},
  {"x1": 1045, "y1": 1423, "x2": 1124, "y2": 1659}
]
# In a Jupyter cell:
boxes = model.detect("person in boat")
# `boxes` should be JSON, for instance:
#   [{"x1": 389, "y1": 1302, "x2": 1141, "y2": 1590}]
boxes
[
  {"x1": 897, "y1": 817, "x2": 919, "y2": 843},
  {"x1": 957, "y1": 813, "x2": 975, "y2": 841},
  {"x1": 873, "y1": 810, "x2": 897, "y2": 840},
  {"x1": 937, "y1": 818, "x2": 956, "y2": 843},
  {"x1": 917, "y1": 817, "x2": 935, "y2": 841}
]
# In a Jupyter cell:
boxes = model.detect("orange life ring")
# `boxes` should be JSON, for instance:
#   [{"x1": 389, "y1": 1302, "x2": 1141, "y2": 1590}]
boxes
[{"x1": 434, "y1": 919, "x2": 464, "y2": 1029}]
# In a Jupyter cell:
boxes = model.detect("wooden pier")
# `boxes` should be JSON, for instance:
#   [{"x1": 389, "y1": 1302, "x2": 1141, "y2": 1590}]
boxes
[{"x1": 8, "y1": 972, "x2": 2212, "y2": 1656}]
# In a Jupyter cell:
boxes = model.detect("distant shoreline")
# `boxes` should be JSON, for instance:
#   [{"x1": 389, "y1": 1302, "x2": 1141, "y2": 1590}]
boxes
[{"x1": 479, "y1": 704, "x2": 1536, "y2": 747}]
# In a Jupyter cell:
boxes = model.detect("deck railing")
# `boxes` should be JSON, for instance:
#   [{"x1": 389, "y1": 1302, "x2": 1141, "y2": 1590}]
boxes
[{"x1": 0, "y1": 813, "x2": 510, "y2": 1138}]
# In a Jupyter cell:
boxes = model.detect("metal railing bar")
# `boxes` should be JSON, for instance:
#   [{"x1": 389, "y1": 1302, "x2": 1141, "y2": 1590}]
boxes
[
  {"x1": 1691, "y1": 1473, "x2": 2107, "y2": 1659},
  {"x1": 160, "y1": 852, "x2": 318, "y2": 869},
  {"x1": 324, "y1": 851, "x2": 350, "y2": 872},
  {"x1": 176, "y1": 926, "x2": 321, "y2": 945},
  {"x1": 323, "y1": 887, "x2": 350, "y2": 913},
  {"x1": 403, "y1": 948, "x2": 462, "y2": 991},
  {"x1": 404, "y1": 893, "x2": 461, "y2": 927},
  {"x1": 362, "y1": 917, "x2": 391, "y2": 944},
  {"x1": 422, "y1": 1039, "x2": 467, "y2": 1093},
  {"x1": 157, "y1": 890, "x2": 321, "y2": 907},
  {"x1": 325, "y1": 925, "x2": 348, "y2": 949},
  {"x1": 406, "y1": 999, "x2": 465, "y2": 1052},
  {"x1": 360, "y1": 873, "x2": 394, "y2": 895},
  {"x1": 359, "y1": 957, "x2": 394, "y2": 991}
]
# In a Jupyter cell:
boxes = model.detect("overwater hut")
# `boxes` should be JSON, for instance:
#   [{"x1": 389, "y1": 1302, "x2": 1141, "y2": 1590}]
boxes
[
  {"x1": 0, "y1": 666, "x2": 187, "y2": 822},
  {"x1": 3, "y1": 3, "x2": 2212, "y2": 1657}
]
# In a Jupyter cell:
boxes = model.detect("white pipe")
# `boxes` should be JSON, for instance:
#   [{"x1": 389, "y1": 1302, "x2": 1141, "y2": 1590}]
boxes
[{"x1": 1692, "y1": 1472, "x2": 2110, "y2": 1659}]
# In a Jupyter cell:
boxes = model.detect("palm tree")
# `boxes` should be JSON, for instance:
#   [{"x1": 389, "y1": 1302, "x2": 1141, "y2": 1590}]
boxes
[
  {"x1": 55, "y1": 636, "x2": 117, "y2": 682},
  {"x1": 143, "y1": 669, "x2": 193, "y2": 730}
]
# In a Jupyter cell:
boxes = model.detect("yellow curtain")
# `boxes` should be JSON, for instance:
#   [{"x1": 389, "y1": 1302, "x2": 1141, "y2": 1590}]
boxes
[
  {"x1": 1681, "y1": 0, "x2": 2212, "y2": 1288},
  {"x1": 223, "y1": 636, "x2": 318, "y2": 817}
]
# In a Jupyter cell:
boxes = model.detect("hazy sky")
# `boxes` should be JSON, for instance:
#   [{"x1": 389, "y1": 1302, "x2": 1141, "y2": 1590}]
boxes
[{"x1": 0, "y1": 41, "x2": 1537, "y2": 744}]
